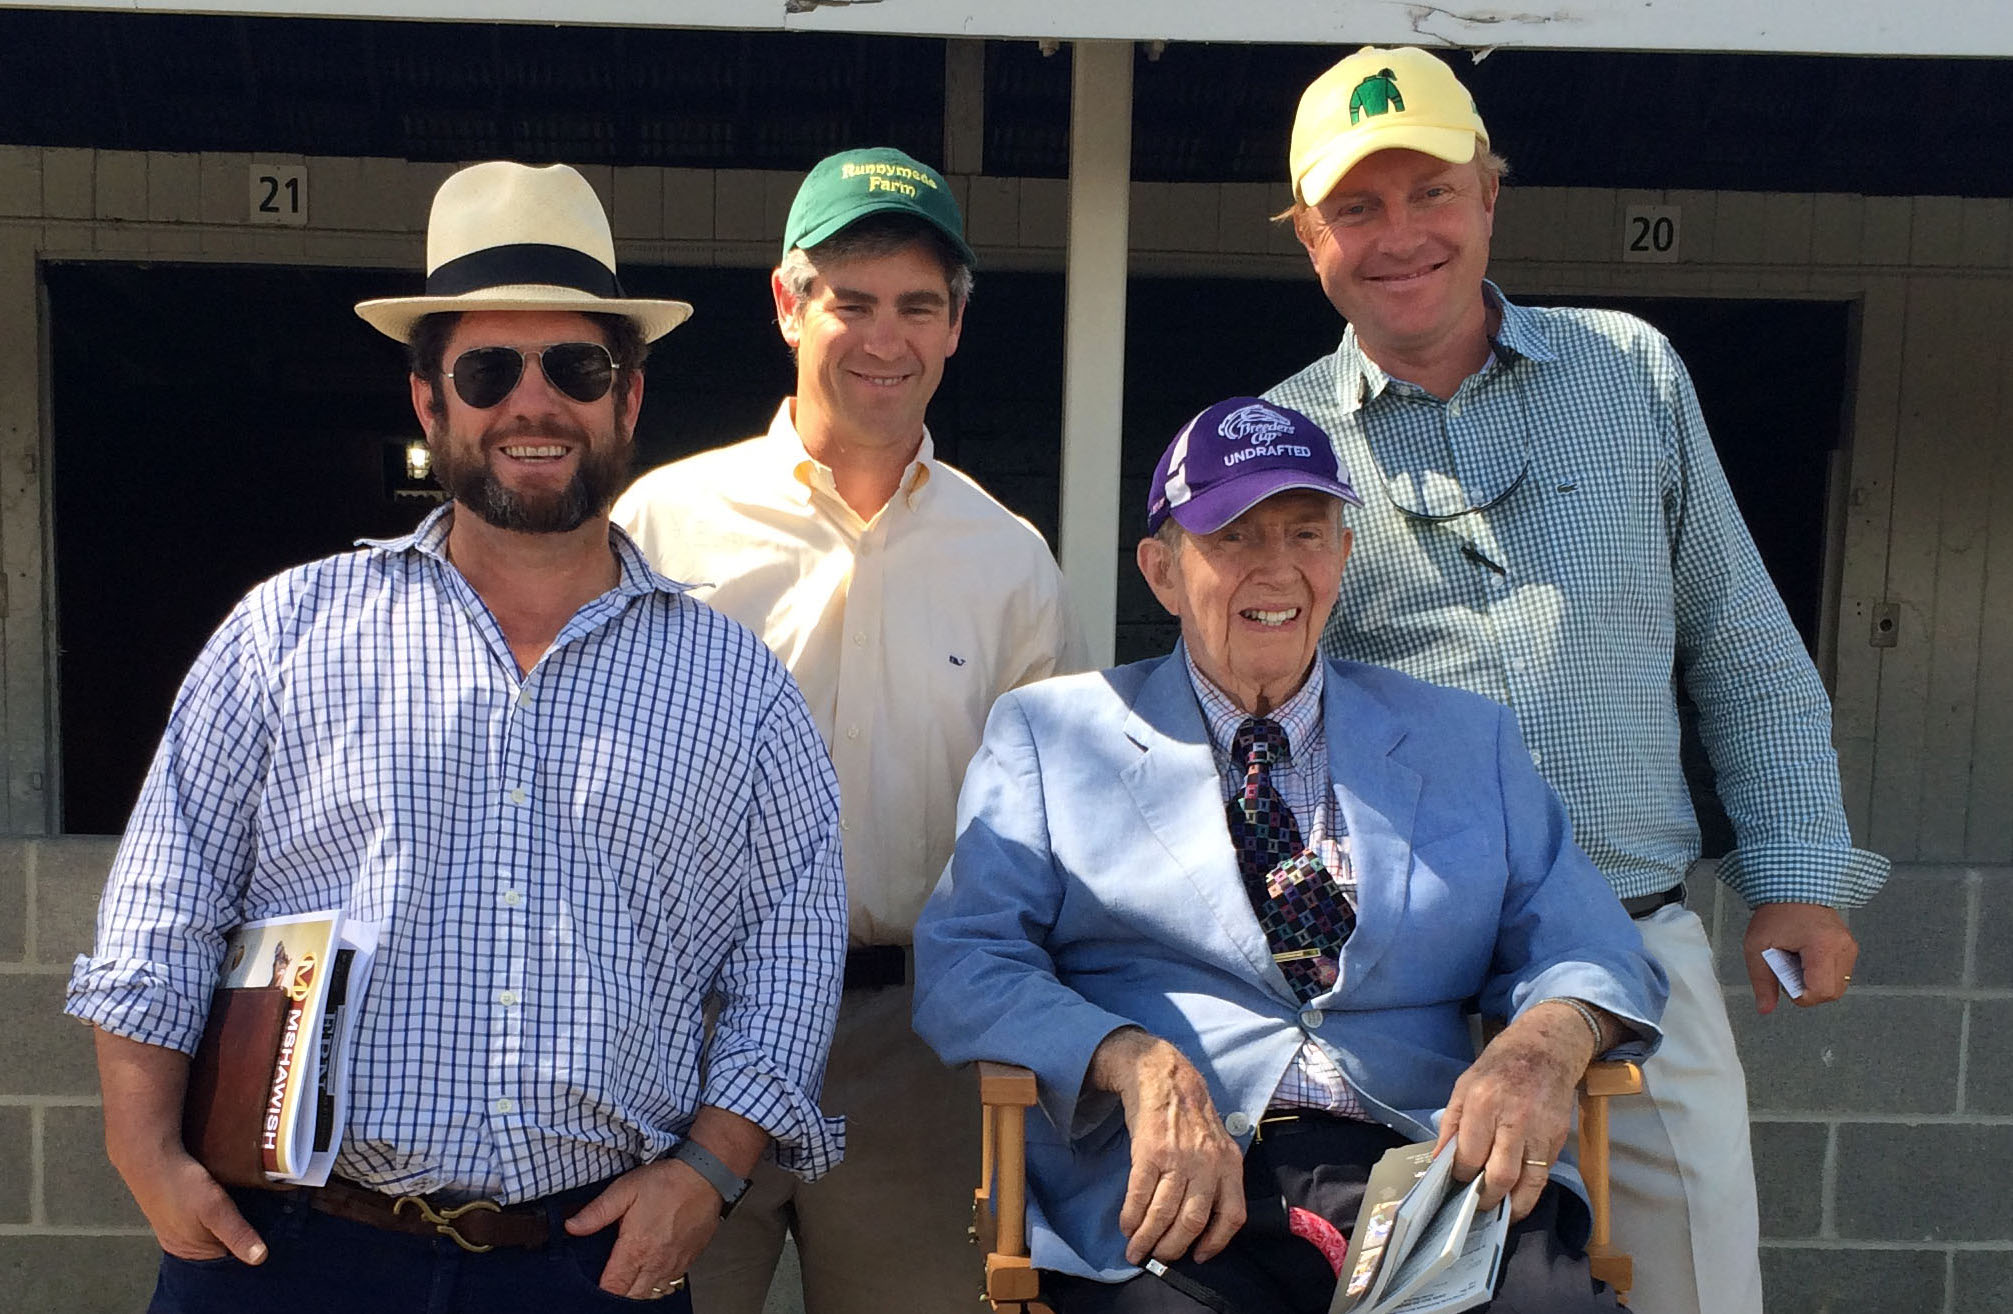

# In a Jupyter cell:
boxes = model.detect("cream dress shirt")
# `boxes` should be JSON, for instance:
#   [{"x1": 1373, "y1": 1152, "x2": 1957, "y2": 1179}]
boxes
[{"x1": 615, "y1": 401, "x2": 1089, "y2": 946}]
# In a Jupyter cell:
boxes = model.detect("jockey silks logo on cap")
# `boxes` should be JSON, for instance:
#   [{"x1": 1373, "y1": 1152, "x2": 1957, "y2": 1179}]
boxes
[
  {"x1": 1218, "y1": 403, "x2": 1311, "y2": 467},
  {"x1": 1349, "y1": 69, "x2": 1405, "y2": 123}
]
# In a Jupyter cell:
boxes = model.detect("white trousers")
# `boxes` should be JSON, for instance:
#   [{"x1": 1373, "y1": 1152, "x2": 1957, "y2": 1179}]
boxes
[
  {"x1": 1607, "y1": 905, "x2": 1765, "y2": 1314},
  {"x1": 689, "y1": 981, "x2": 980, "y2": 1314}
]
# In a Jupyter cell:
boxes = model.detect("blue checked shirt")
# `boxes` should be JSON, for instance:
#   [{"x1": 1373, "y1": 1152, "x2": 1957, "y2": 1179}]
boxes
[
  {"x1": 1268, "y1": 284, "x2": 1888, "y2": 908},
  {"x1": 1183, "y1": 650, "x2": 1368, "y2": 1119},
  {"x1": 67, "y1": 505, "x2": 848, "y2": 1201}
]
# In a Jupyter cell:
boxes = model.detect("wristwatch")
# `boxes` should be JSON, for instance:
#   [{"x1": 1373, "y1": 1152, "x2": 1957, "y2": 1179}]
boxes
[{"x1": 670, "y1": 1138, "x2": 752, "y2": 1217}]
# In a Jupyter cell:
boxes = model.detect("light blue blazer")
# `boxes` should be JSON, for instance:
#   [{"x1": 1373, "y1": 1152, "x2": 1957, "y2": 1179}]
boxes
[{"x1": 913, "y1": 650, "x2": 1667, "y2": 1281}]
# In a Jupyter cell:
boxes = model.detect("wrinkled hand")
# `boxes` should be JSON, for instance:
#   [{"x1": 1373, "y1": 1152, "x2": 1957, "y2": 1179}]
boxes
[
  {"x1": 1744, "y1": 902, "x2": 1858, "y2": 1012},
  {"x1": 116, "y1": 1142, "x2": 266, "y2": 1264},
  {"x1": 565, "y1": 1159, "x2": 722, "y2": 1299},
  {"x1": 1434, "y1": 1006, "x2": 1587, "y2": 1222},
  {"x1": 1090, "y1": 1028, "x2": 1246, "y2": 1265}
]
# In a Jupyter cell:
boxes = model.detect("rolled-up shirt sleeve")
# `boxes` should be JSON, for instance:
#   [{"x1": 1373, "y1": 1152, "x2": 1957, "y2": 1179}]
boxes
[
  {"x1": 66, "y1": 589, "x2": 280, "y2": 1053},
  {"x1": 1658, "y1": 344, "x2": 1889, "y2": 910},
  {"x1": 700, "y1": 680, "x2": 848, "y2": 1179}
]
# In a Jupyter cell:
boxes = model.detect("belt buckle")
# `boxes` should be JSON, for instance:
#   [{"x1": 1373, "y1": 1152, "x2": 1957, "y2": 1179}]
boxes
[{"x1": 392, "y1": 1194, "x2": 503, "y2": 1253}]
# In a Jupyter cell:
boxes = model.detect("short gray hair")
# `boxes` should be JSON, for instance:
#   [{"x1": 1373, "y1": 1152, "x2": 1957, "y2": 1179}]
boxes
[{"x1": 777, "y1": 212, "x2": 974, "y2": 322}]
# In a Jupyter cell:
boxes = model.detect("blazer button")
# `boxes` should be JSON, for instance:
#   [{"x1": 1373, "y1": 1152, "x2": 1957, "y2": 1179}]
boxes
[
  {"x1": 1299, "y1": 1008, "x2": 1325, "y2": 1030},
  {"x1": 1223, "y1": 1111, "x2": 1251, "y2": 1137}
]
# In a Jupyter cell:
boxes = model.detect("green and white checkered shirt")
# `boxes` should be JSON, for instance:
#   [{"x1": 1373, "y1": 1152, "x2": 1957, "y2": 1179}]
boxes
[{"x1": 1268, "y1": 285, "x2": 1888, "y2": 909}]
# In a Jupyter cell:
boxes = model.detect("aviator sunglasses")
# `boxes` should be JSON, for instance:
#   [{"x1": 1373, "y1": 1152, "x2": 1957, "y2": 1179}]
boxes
[{"x1": 446, "y1": 342, "x2": 620, "y2": 409}]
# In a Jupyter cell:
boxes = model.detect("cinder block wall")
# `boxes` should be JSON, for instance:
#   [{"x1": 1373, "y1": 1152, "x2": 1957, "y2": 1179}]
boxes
[
  {"x1": 11, "y1": 840, "x2": 2009, "y2": 1313},
  {"x1": 0, "y1": 837, "x2": 161, "y2": 1308}
]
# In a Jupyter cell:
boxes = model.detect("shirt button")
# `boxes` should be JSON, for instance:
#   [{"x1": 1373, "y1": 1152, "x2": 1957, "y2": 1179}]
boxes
[
  {"x1": 517, "y1": 687, "x2": 533, "y2": 708},
  {"x1": 1224, "y1": 1111, "x2": 1252, "y2": 1136},
  {"x1": 493, "y1": 1097, "x2": 516, "y2": 1115},
  {"x1": 497, "y1": 989, "x2": 519, "y2": 1007},
  {"x1": 1448, "y1": 401, "x2": 1463, "y2": 418},
  {"x1": 846, "y1": 725, "x2": 860, "y2": 740},
  {"x1": 501, "y1": 889, "x2": 524, "y2": 908},
  {"x1": 840, "y1": 819, "x2": 851, "y2": 832},
  {"x1": 508, "y1": 787, "x2": 526, "y2": 805},
  {"x1": 1531, "y1": 750, "x2": 1544, "y2": 766},
  {"x1": 852, "y1": 632, "x2": 866, "y2": 647},
  {"x1": 1300, "y1": 1008, "x2": 1325, "y2": 1030}
]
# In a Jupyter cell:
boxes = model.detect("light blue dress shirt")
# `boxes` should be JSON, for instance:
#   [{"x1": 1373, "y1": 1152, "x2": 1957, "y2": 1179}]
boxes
[{"x1": 1269, "y1": 285, "x2": 1888, "y2": 908}]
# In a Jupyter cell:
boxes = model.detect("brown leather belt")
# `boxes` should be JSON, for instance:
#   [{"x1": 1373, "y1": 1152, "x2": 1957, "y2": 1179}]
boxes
[{"x1": 306, "y1": 1178, "x2": 549, "y2": 1253}]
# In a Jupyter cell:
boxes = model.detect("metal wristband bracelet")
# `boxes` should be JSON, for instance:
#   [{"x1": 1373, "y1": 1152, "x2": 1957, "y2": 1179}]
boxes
[{"x1": 1539, "y1": 996, "x2": 1607, "y2": 1055}]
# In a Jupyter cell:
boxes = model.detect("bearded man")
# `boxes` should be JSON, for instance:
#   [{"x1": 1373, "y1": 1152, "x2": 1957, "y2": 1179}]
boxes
[{"x1": 67, "y1": 161, "x2": 848, "y2": 1314}]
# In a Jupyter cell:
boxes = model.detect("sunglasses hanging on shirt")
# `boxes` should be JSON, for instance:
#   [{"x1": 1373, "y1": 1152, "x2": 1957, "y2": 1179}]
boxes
[{"x1": 446, "y1": 342, "x2": 620, "y2": 409}]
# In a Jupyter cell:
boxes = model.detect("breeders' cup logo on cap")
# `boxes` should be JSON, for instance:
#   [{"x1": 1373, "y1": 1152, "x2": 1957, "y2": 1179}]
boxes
[{"x1": 1219, "y1": 403, "x2": 1312, "y2": 466}]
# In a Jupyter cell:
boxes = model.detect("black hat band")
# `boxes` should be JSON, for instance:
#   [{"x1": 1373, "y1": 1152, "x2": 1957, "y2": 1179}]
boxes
[{"x1": 426, "y1": 243, "x2": 626, "y2": 299}]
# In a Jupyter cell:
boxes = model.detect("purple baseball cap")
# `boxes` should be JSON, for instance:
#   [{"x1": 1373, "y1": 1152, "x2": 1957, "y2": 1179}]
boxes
[{"x1": 1146, "y1": 397, "x2": 1361, "y2": 534}]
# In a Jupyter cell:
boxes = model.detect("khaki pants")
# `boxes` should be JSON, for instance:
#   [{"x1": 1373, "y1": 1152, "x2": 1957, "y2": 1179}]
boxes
[
  {"x1": 691, "y1": 981, "x2": 980, "y2": 1314},
  {"x1": 1608, "y1": 905, "x2": 1766, "y2": 1314}
]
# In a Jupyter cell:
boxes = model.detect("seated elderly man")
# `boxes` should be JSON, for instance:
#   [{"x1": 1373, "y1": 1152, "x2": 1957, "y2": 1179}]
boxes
[{"x1": 913, "y1": 398, "x2": 1667, "y2": 1314}]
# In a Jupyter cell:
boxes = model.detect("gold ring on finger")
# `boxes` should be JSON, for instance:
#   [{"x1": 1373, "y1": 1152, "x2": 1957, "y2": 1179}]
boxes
[{"x1": 1523, "y1": 1159, "x2": 1550, "y2": 1168}]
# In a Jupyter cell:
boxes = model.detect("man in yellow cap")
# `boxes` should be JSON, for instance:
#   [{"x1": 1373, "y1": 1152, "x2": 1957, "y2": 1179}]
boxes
[{"x1": 1264, "y1": 45, "x2": 1890, "y2": 1314}]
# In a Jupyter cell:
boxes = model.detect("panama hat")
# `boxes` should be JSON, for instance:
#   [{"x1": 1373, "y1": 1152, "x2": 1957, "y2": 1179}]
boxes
[{"x1": 355, "y1": 161, "x2": 692, "y2": 343}]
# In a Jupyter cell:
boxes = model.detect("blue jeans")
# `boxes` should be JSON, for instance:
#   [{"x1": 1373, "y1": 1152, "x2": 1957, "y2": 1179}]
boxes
[{"x1": 148, "y1": 1181, "x2": 695, "y2": 1313}]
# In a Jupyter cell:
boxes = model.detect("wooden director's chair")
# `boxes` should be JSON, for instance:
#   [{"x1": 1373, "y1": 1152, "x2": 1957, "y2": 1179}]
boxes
[{"x1": 971, "y1": 1055, "x2": 1645, "y2": 1313}]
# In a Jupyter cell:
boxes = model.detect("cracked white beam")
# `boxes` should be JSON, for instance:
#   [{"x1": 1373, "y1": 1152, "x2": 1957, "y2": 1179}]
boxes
[{"x1": 13, "y1": 0, "x2": 2011, "y2": 57}]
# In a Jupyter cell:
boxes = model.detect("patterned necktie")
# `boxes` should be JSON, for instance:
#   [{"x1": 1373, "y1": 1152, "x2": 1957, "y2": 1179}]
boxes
[{"x1": 1226, "y1": 717, "x2": 1355, "y2": 1001}]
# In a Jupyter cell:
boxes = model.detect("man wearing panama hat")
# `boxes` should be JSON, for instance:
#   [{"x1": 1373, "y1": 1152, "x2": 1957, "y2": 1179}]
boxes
[
  {"x1": 70, "y1": 161, "x2": 849, "y2": 1312},
  {"x1": 1263, "y1": 46, "x2": 1889, "y2": 1314},
  {"x1": 616, "y1": 146, "x2": 1085, "y2": 1314}
]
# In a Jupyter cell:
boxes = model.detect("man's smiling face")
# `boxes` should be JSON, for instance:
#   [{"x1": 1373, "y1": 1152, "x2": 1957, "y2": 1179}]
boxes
[
  {"x1": 418, "y1": 309, "x2": 638, "y2": 535},
  {"x1": 1137, "y1": 491, "x2": 1353, "y2": 717},
  {"x1": 1297, "y1": 148, "x2": 1497, "y2": 363},
  {"x1": 775, "y1": 241, "x2": 963, "y2": 455}
]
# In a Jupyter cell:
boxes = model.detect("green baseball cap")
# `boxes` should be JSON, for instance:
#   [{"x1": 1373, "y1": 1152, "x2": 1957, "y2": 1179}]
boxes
[{"x1": 782, "y1": 146, "x2": 977, "y2": 268}]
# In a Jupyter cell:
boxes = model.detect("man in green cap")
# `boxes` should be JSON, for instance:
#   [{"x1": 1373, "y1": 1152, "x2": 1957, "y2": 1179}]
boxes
[{"x1": 616, "y1": 147, "x2": 1086, "y2": 1313}]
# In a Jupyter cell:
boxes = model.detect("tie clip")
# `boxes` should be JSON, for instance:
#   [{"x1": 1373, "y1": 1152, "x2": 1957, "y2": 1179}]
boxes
[{"x1": 1272, "y1": 947, "x2": 1323, "y2": 963}]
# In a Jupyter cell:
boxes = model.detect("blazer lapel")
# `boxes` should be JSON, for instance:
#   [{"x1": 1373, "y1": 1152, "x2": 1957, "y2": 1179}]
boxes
[
  {"x1": 1119, "y1": 654, "x2": 1291, "y2": 997},
  {"x1": 1322, "y1": 665, "x2": 1422, "y2": 996}
]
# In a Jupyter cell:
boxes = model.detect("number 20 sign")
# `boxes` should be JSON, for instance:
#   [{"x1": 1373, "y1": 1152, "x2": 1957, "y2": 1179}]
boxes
[
  {"x1": 1621, "y1": 205, "x2": 1679, "y2": 263},
  {"x1": 249, "y1": 163, "x2": 308, "y2": 226}
]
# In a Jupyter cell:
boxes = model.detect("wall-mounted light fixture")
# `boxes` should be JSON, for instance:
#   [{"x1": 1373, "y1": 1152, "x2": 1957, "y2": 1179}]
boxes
[{"x1": 384, "y1": 437, "x2": 446, "y2": 502}]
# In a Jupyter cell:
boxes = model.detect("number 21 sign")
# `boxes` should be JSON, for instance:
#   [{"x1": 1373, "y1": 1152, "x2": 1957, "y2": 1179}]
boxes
[{"x1": 249, "y1": 163, "x2": 308, "y2": 226}]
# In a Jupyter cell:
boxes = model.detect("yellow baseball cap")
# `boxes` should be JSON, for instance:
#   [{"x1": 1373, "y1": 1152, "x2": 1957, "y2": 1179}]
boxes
[{"x1": 1289, "y1": 46, "x2": 1489, "y2": 206}]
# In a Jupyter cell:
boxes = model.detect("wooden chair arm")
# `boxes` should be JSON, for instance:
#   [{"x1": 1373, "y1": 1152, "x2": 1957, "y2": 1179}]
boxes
[
  {"x1": 1578, "y1": 1059, "x2": 1644, "y2": 1305},
  {"x1": 975, "y1": 1063, "x2": 1046, "y2": 1310}
]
